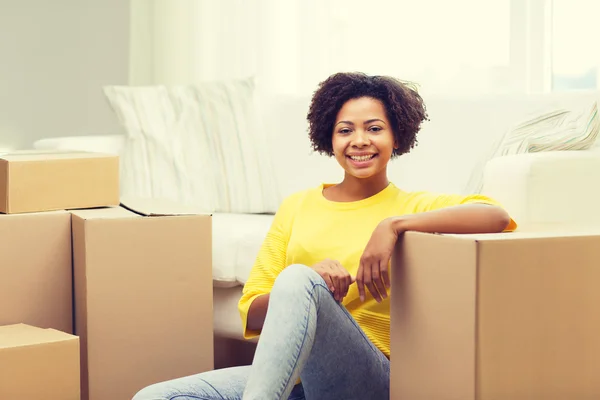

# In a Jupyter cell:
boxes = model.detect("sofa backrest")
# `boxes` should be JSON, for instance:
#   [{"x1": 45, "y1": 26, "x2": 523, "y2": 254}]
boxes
[
  {"x1": 34, "y1": 89, "x2": 600, "y2": 204},
  {"x1": 257, "y1": 90, "x2": 600, "y2": 198}
]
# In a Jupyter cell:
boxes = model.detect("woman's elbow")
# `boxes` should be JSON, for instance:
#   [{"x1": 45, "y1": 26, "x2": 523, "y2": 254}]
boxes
[{"x1": 490, "y1": 207, "x2": 512, "y2": 232}]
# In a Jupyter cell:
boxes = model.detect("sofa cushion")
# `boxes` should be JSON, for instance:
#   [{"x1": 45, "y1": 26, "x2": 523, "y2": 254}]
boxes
[
  {"x1": 103, "y1": 78, "x2": 281, "y2": 214},
  {"x1": 465, "y1": 101, "x2": 599, "y2": 194},
  {"x1": 481, "y1": 148, "x2": 600, "y2": 227},
  {"x1": 212, "y1": 213, "x2": 274, "y2": 287}
]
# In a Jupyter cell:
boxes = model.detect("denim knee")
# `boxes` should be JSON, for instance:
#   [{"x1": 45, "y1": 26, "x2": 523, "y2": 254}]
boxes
[
  {"x1": 131, "y1": 384, "x2": 169, "y2": 400},
  {"x1": 272, "y1": 264, "x2": 327, "y2": 295}
]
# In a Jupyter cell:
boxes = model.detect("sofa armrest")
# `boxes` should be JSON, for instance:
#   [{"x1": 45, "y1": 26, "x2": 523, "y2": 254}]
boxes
[{"x1": 481, "y1": 149, "x2": 600, "y2": 227}]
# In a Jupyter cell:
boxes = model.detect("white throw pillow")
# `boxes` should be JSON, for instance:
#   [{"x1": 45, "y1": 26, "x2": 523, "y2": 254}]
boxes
[
  {"x1": 464, "y1": 101, "x2": 599, "y2": 194},
  {"x1": 103, "y1": 78, "x2": 281, "y2": 214}
]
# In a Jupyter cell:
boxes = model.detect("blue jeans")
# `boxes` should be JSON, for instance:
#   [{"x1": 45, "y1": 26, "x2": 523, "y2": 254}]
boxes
[{"x1": 132, "y1": 264, "x2": 390, "y2": 400}]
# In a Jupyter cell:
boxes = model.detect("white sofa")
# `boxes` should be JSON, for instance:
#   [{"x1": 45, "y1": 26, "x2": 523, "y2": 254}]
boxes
[{"x1": 34, "y1": 91, "x2": 600, "y2": 364}]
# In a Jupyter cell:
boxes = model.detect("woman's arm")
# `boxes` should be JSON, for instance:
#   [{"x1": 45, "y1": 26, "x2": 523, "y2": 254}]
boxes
[
  {"x1": 238, "y1": 192, "x2": 306, "y2": 338},
  {"x1": 356, "y1": 203, "x2": 513, "y2": 302},
  {"x1": 404, "y1": 192, "x2": 518, "y2": 233},
  {"x1": 247, "y1": 293, "x2": 270, "y2": 332},
  {"x1": 391, "y1": 203, "x2": 511, "y2": 235}
]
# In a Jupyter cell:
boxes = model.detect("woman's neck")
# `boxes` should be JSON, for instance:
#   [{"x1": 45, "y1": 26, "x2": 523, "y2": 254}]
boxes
[{"x1": 327, "y1": 172, "x2": 389, "y2": 202}]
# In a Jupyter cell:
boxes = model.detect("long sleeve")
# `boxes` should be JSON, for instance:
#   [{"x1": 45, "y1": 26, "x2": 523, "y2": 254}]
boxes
[
  {"x1": 403, "y1": 192, "x2": 517, "y2": 231},
  {"x1": 238, "y1": 191, "x2": 305, "y2": 339}
]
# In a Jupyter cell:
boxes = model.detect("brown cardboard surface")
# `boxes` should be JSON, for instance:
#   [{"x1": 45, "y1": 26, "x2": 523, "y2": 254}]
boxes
[
  {"x1": 71, "y1": 204, "x2": 214, "y2": 400},
  {"x1": 390, "y1": 232, "x2": 478, "y2": 400},
  {"x1": 0, "y1": 211, "x2": 73, "y2": 333},
  {"x1": 0, "y1": 150, "x2": 119, "y2": 214},
  {"x1": 0, "y1": 324, "x2": 80, "y2": 400},
  {"x1": 477, "y1": 235, "x2": 600, "y2": 399},
  {"x1": 390, "y1": 231, "x2": 600, "y2": 400}
]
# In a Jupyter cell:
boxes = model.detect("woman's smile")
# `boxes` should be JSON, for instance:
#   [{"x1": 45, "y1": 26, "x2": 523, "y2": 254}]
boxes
[{"x1": 346, "y1": 153, "x2": 378, "y2": 168}]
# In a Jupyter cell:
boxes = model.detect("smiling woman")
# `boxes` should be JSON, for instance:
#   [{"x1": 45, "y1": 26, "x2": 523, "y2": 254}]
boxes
[
  {"x1": 328, "y1": 97, "x2": 399, "y2": 200},
  {"x1": 334, "y1": 98, "x2": 395, "y2": 173},
  {"x1": 307, "y1": 73, "x2": 428, "y2": 203},
  {"x1": 307, "y1": 73, "x2": 428, "y2": 158},
  {"x1": 133, "y1": 72, "x2": 515, "y2": 400}
]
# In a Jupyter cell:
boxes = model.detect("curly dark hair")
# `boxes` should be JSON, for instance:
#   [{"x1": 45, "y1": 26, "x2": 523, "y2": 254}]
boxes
[{"x1": 307, "y1": 72, "x2": 429, "y2": 157}]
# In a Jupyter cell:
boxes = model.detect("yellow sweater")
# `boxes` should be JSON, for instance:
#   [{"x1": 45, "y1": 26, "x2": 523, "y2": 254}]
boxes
[{"x1": 238, "y1": 183, "x2": 516, "y2": 357}]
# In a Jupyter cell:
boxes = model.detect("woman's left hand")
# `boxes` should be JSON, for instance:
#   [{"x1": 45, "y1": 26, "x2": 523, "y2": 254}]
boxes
[{"x1": 356, "y1": 217, "x2": 399, "y2": 302}]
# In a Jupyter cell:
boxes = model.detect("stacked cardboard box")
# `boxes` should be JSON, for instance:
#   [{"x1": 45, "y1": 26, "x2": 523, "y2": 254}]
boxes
[
  {"x1": 71, "y1": 201, "x2": 214, "y2": 400},
  {"x1": 0, "y1": 324, "x2": 80, "y2": 400},
  {"x1": 0, "y1": 150, "x2": 214, "y2": 400},
  {"x1": 390, "y1": 230, "x2": 600, "y2": 400},
  {"x1": 0, "y1": 150, "x2": 120, "y2": 333}
]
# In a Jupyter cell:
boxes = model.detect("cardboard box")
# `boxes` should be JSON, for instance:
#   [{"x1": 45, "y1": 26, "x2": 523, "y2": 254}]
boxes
[
  {"x1": 71, "y1": 200, "x2": 214, "y2": 400},
  {"x1": 0, "y1": 323, "x2": 80, "y2": 399},
  {"x1": 390, "y1": 230, "x2": 600, "y2": 400},
  {"x1": 0, "y1": 211, "x2": 73, "y2": 333},
  {"x1": 0, "y1": 150, "x2": 119, "y2": 214}
]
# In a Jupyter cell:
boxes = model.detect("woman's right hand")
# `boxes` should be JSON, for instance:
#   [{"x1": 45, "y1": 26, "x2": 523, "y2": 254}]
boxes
[{"x1": 311, "y1": 259, "x2": 355, "y2": 302}]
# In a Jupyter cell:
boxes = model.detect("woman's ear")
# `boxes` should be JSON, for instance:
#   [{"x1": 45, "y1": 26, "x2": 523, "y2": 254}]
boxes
[{"x1": 394, "y1": 141, "x2": 399, "y2": 150}]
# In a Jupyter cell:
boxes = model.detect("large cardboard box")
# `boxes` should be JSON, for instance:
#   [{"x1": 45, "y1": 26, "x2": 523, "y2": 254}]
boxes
[
  {"x1": 0, "y1": 323, "x2": 80, "y2": 399},
  {"x1": 390, "y1": 230, "x2": 600, "y2": 400},
  {"x1": 0, "y1": 211, "x2": 73, "y2": 333},
  {"x1": 0, "y1": 150, "x2": 119, "y2": 214},
  {"x1": 71, "y1": 201, "x2": 214, "y2": 400}
]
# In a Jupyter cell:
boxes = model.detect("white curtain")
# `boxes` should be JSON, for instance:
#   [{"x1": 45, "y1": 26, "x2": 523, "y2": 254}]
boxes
[
  {"x1": 129, "y1": 0, "x2": 298, "y2": 91},
  {"x1": 129, "y1": 0, "x2": 513, "y2": 96}
]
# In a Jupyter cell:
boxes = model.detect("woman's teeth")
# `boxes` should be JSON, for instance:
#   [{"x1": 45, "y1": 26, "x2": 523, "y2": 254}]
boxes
[{"x1": 349, "y1": 155, "x2": 375, "y2": 161}]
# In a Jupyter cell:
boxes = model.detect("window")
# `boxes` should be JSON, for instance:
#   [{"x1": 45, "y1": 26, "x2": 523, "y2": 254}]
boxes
[
  {"x1": 297, "y1": 0, "x2": 512, "y2": 96},
  {"x1": 131, "y1": 0, "x2": 595, "y2": 95},
  {"x1": 551, "y1": 0, "x2": 600, "y2": 91}
]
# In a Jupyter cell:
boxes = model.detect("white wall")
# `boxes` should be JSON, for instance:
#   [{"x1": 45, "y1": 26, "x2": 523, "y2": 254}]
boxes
[{"x1": 0, "y1": 0, "x2": 129, "y2": 150}]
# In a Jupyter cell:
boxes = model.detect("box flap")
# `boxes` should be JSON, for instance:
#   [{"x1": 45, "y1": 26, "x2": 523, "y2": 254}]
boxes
[
  {"x1": 0, "y1": 149, "x2": 115, "y2": 161},
  {"x1": 0, "y1": 324, "x2": 77, "y2": 349},
  {"x1": 120, "y1": 197, "x2": 211, "y2": 216},
  {"x1": 70, "y1": 206, "x2": 139, "y2": 220}
]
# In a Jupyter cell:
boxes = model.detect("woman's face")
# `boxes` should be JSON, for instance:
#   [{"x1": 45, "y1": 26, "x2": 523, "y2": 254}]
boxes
[{"x1": 332, "y1": 97, "x2": 397, "y2": 180}]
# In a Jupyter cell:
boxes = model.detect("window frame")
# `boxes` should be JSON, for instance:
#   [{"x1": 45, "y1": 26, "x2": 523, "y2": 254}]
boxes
[{"x1": 510, "y1": 0, "x2": 553, "y2": 93}]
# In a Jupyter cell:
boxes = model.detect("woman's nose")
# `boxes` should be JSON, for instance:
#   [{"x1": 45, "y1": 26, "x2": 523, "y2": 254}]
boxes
[{"x1": 352, "y1": 130, "x2": 370, "y2": 147}]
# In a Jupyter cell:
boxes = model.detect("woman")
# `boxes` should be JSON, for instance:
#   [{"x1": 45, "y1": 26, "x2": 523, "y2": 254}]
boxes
[{"x1": 133, "y1": 72, "x2": 516, "y2": 400}]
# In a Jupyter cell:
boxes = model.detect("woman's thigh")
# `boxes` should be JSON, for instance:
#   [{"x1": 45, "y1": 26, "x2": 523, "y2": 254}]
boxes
[
  {"x1": 132, "y1": 366, "x2": 249, "y2": 400},
  {"x1": 300, "y1": 285, "x2": 390, "y2": 399},
  {"x1": 245, "y1": 264, "x2": 389, "y2": 399},
  {"x1": 132, "y1": 366, "x2": 305, "y2": 400}
]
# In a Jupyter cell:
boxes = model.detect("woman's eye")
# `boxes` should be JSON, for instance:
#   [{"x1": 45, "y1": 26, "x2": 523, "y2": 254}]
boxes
[
  {"x1": 369, "y1": 126, "x2": 382, "y2": 132},
  {"x1": 339, "y1": 128, "x2": 351, "y2": 134}
]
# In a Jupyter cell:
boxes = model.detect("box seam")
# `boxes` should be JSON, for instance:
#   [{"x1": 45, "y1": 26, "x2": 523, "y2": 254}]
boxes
[
  {"x1": 69, "y1": 214, "x2": 76, "y2": 335},
  {"x1": 474, "y1": 240, "x2": 481, "y2": 400},
  {"x1": 78, "y1": 216, "x2": 91, "y2": 400},
  {"x1": 4, "y1": 160, "x2": 9, "y2": 213}
]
